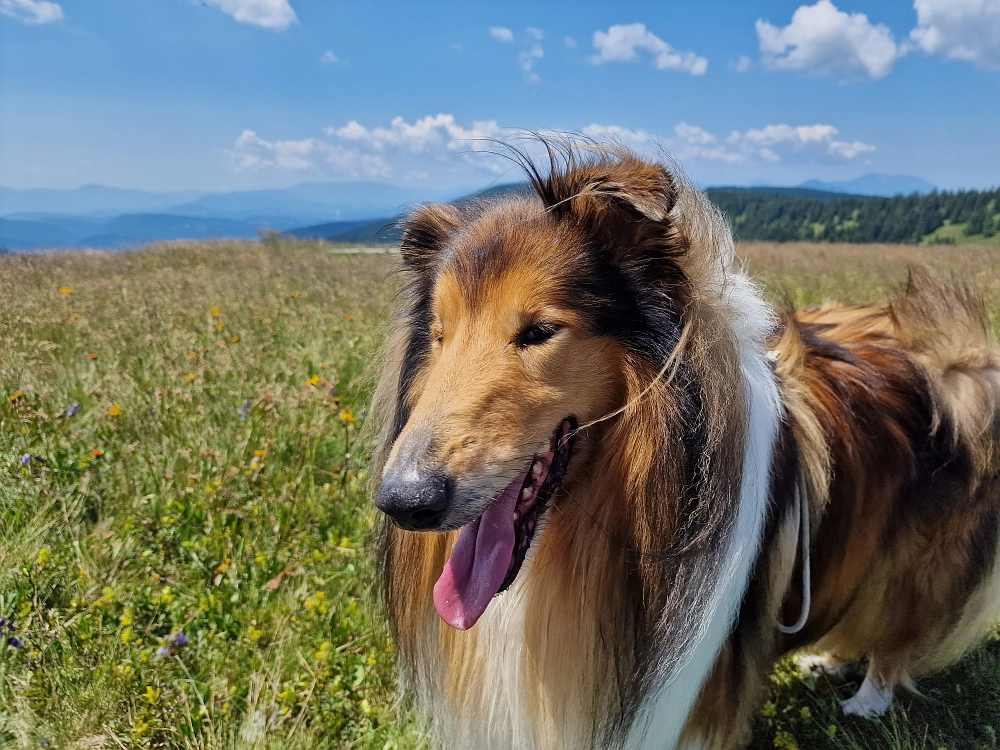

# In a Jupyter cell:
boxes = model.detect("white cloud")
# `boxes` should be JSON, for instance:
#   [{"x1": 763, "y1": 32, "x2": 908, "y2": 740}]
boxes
[
  {"x1": 734, "y1": 55, "x2": 753, "y2": 72},
  {"x1": 756, "y1": 0, "x2": 900, "y2": 80},
  {"x1": 229, "y1": 129, "x2": 389, "y2": 177},
  {"x1": 727, "y1": 123, "x2": 875, "y2": 161},
  {"x1": 204, "y1": 0, "x2": 296, "y2": 30},
  {"x1": 519, "y1": 43, "x2": 544, "y2": 83},
  {"x1": 490, "y1": 26, "x2": 513, "y2": 42},
  {"x1": 327, "y1": 114, "x2": 501, "y2": 154},
  {"x1": 909, "y1": 0, "x2": 1000, "y2": 69},
  {"x1": 0, "y1": 0, "x2": 62, "y2": 24},
  {"x1": 590, "y1": 23, "x2": 708, "y2": 76},
  {"x1": 526, "y1": 26, "x2": 544, "y2": 40},
  {"x1": 673, "y1": 122, "x2": 745, "y2": 163},
  {"x1": 564, "y1": 35, "x2": 577, "y2": 49},
  {"x1": 320, "y1": 50, "x2": 339, "y2": 64}
]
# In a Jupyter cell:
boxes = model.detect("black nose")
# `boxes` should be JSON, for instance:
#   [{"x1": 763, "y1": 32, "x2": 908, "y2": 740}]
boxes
[{"x1": 375, "y1": 471, "x2": 452, "y2": 530}]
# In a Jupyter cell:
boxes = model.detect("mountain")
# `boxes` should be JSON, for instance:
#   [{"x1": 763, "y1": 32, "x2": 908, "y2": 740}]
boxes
[
  {"x1": 0, "y1": 185, "x2": 205, "y2": 217},
  {"x1": 798, "y1": 174, "x2": 937, "y2": 197},
  {"x1": 707, "y1": 186, "x2": 860, "y2": 202},
  {"x1": 283, "y1": 182, "x2": 528, "y2": 245},
  {"x1": 77, "y1": 214, "x2": 260, "y2": 249}
]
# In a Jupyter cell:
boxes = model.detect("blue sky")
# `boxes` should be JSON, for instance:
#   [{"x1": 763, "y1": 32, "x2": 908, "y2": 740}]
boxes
[{"x1": 1, "y1": 0, "x2": 998, "y2": 193}]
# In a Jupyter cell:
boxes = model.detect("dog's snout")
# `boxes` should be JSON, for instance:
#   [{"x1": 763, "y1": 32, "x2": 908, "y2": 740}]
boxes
[{"x1": 375, "y1": 470, "x2": 452, "y2": 530}]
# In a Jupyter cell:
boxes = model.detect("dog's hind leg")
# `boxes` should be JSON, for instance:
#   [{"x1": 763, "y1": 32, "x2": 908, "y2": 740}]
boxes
[
  {"x1": 795, "y1": 652, "x2": 852, "y2": 678},
  {"x1": 840, "y1": 660, "x2": 894, "y2": 718}
]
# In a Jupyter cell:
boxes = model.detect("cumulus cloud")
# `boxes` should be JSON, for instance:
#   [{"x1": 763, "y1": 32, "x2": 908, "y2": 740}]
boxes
[
  {"x1": 727, "y1": 123, "x2": 875, "y2": 161},
  {"x1": 526, "y1": 26, "x2": 543, "y2": 40},
  {"x1": 204, "y1": 0, "x2": 296, "y2": 30},
  {"x1": 909, "y1": 0, "x2": 1000, "y2": 69},
  {"x1": 229, "y1": 129, "x2": 390, "y2": 177},
  {"x1": 490, "y1": 26, "x2": 513, "y2": 42},
  {"x1": 320, "y1": 51, "x2": 340, "y2": 64},
  {"x1": 590, "y1": 23, "x2": 708, "y2": 76},
  {"x1": 519, "y1": 44, "x2": 544, "y2": 83},
  {"x1": 328, "y1": 114, "x2": 502, "y2": 154},
  {"x1": 734, "y1": 55, "x2": 753, "y2": 72},
  {"x1": 756, "y1": 0, "x2": 900, "y2": 80},
  {"x1": 0, "y1": 0, "x2": 62, "y2": 24}
]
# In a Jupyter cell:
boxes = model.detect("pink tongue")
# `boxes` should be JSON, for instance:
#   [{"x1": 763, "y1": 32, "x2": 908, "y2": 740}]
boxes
[{"x1": 433, "y1": 467, "x2": 528, "y2": 630}]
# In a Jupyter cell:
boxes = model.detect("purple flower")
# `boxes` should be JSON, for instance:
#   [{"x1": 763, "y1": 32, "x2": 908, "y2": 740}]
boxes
[
  {"x1": 20, "y1": 454, "x2": 31, "y2": 466},
  {"x1": 237, "y1": 400, "x2": 252, "y2": 421},
  {"x1": 170, "y1": 631, "x2": 190, "y2": 647},
  {"x1": 0, "y1": 617, "x2": 6, "y2": 629},
  {"x1": 156, "y1": 646, "x2": 171, "y2": 658},
  {"x1": 8, "y1": 636, "x2": 24, "y2": 649},
  {"x1": 41, "y1": 740, "x2": 51, "y2": 747},
  {"x1": 65, "y1": 402, "x2": 81, "y2": 417}
]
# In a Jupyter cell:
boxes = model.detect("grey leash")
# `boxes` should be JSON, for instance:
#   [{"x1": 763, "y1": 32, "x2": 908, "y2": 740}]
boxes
[{"x1": 776, "y1": 482, "x2": 811, "y2": 634}]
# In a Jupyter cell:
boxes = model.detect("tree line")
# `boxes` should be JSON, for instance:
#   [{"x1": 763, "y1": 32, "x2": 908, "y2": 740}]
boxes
[{"x1": 704, "y1": 187, "x2": 1000, "y2": 244}]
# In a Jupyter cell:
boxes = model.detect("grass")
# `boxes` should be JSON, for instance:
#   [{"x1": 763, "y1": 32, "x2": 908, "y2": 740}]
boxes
[{"x1": 0, "y1": 239, "x2": 998, "y2": 750}]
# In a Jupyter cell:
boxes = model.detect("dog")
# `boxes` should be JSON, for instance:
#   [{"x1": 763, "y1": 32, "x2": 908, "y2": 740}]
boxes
[{"x1": 370, "y1": 142, "x2": 1000, "y2": 749}]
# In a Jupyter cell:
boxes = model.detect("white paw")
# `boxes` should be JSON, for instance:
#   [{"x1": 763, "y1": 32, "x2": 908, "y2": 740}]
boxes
[
  {"x1": 840, "y1": 674, "x2": 893, "y2": 718},
  {"x1": 796, "y1": 653, "x2": 845, "y2": 677}
]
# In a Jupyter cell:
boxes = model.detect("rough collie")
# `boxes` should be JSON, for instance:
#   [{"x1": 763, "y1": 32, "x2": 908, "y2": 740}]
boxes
[{"x1": 370, "y1": 143, "x2": 1000, "y2": 749}]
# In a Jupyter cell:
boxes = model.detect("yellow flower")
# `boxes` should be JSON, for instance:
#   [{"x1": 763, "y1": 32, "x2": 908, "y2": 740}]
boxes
[
  {"x1": 108, "y1": 404, "x2": 122, "y2": 418},
  {"x1": 184, "y1": 373, "x2": 197, "y2": 381},
  {"x1": 254, "y1": 449, "x2": 267, "y2": 458},
  {"x1": 37, "y1": 547, "x2": 51, "y2": 566},
  {"x1": 143, "y1": 686, "x2": 159, "y2": 705},
  {"x1": 121, "y1": 608, "x2": 134, "y2": 627},
  {"x1": 60, "y1": 287, "x2": 72, "y2": 294},
  {"x1": 339, "y1": 409, "x2": 356, "y2": 424},
  {"x1": 305, "y1": 591, "x2": 328, "y2": 616},
  {"x1": 120, "y1": 627, "x2": 134, "y2": 644},
  {"x1": 304, "y1": 374, "x2": 320, "y2": 386},
  {"x1": 315, "y1": 641, "x2": 332, "y2": 661},
  {"x1": 9, "y1": 390, "x2": 23, "y2": 402},
  {"x1": 215, "y1": 321, "x2": 225, "y2": 331},
  {"x1": 210, "y1": 306, "x2": 221, "y2": 316},
  {"x1": 761, "y1": 701, "x2": 777, "y2": 718}
]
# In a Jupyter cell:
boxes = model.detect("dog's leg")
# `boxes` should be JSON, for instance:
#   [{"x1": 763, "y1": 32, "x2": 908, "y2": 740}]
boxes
[{"x1": 840, "y1": 661, "x2": 894, "y2": 718}]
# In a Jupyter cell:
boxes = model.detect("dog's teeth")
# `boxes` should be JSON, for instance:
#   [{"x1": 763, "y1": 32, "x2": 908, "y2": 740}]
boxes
[
  {"x1": 521, "y1": 487, "x2": 532, "y2": 500},
  {"x1": 531, "y1": 463, "x2": 543, "y2": 477}
]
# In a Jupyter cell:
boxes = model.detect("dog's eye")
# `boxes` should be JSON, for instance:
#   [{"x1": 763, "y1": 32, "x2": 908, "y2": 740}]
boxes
[{"x1": 516, "y1": 323, "x2": 559, "y2": 348}]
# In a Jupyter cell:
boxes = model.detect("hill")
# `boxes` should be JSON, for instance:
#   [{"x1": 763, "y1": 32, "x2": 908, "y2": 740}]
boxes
[{"x1": 799, "y1": 173, "x2": 937, "y2": 197}]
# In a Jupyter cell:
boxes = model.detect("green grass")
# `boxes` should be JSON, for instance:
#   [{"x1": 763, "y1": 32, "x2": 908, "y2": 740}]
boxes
[{"x1": 1, "y1": 239, "x2": 999, "y2": 750}]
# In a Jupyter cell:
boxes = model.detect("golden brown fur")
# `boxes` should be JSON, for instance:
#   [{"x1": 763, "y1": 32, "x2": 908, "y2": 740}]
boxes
[{"x1": 371, "y1": 143, "x2": 1000, "y2": 750}]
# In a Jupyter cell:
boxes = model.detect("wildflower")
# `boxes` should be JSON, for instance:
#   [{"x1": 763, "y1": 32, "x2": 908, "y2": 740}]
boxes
[
  {"x1": 21, "y1": 454, "x2": 31, "y2": 466},
  {"x1": 305, "y1": 591, "x2": 328, "y2": 616},
  {"x1": 187, "y1": 352, "x2": 197, "y2": 359},
  {"x1": 215, "y1": 321, "x2": 225, "y2": 332},
  {"x1": 9, "y1": 390, "x2": 23, "y2": 402},
  {"x1": 89, "y1": 449, "x2": 103, "y2": 458},
  {"x1": 346, "y1": 314, "x2": 354, "y2": 321},
  {"x1": 231, "y1": 335, "x2": 240, "y2": 343},
  {"x1": 315, "y1": 641, "x2": 331, "y2": 661},
  {"x1": 169, "y1": 631, "x2": 189, "y2": 647},
  {"x1": 65, "y1": 402, "x2": 81, "y2": 417},
  {"x1": 37, "y1": 548, "x2": 50, "y2": 566},
  {"x1": 120, "y1": 627, "x2": 133, "y2": 643},
  {"x1": 237, "y1": 400, "x2": 251, "y2": 421},
  {"x1": 156, "y1": 646, "x2": 171, "y2": 658},
  {"x1": 761, "y1": 701, "x2": 776, "y2": 718},
  {"x1": 304, "y1": 374, "x2": 319, "y2": 387},
  {"x1": 289, "y1": 291, "x2": 301, "y2": 298},
  {"x1": 60, "y1": 287, "x2": 72, "y2": 295},
  {"x1": 7, "y1": 636, "x2": 23, "y2": 649},
  {"x1": 143, "y1": 686, "x2": 159, "y2": 705},
  {"x1": 87, "y1": 353, "x2": 98, "y2": 360},
  {"x1": 254, "y1": 449, "x2": 266, "y2": 458},
  {"x1": 108, "y1": 404, "x2": 122, "y2": 418},
  {"x1": 210, "y1": 307, "x2": 221, "y2": 316},
  {"x1": 339, "y1": 409, "x2": 356, "y2": 424},
  {"x1": 332, "y1": 326, "x2": 341, "y2": 333},
  {"x1": 41, "y1": 739, "x2": 51, "y2": 747}
]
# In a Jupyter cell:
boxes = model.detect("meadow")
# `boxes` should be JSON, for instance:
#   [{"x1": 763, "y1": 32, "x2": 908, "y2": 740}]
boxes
[{"x1": 0, "y1": 238, "x2": 998, "y2": 750}]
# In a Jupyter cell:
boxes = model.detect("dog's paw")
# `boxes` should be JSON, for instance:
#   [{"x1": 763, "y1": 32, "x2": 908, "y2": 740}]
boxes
[
  {"x1": 795, "y1": 653, "x2": 846, "y2": 677},
  {"x1": 840, "y1": 674, "x2": 893, "y2": 719}
]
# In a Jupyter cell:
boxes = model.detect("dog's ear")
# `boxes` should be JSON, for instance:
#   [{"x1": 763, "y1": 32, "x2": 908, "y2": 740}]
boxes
[
  {"x1": 399, "y1": 203, "x2": 461, "y2": 270},
  {"x1": 536, "y1": 153, "x2": 677, "y2": 223}
]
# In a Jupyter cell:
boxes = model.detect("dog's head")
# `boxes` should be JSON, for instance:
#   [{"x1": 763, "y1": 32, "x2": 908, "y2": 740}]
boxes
[{"x1": 375, "y1": 148, "x2": 692, "y2": 629}]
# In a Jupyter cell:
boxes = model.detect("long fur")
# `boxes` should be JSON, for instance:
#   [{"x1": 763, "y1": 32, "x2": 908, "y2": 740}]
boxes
[{"x1": 371, "y1": 141, "x2": 1000, "y2": 750}]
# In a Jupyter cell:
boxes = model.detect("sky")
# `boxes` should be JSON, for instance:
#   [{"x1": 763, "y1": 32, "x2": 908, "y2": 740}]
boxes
[{"x1": 1, "y1": 0, "x2": 998, "y2": 193}]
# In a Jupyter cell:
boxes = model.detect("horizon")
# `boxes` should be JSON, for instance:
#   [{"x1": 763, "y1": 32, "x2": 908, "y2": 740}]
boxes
[{"x1": 1, "y1": 1, "x2": 999, "y2": 194}]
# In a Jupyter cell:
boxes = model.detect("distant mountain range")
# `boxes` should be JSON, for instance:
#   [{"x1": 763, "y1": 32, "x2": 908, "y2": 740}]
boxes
[{"x1": 0, "y1": 173, "x2": 944, "y2": 251}]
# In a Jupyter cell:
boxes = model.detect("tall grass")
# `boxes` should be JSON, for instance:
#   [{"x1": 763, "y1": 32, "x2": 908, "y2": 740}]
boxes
[{"x1": 0, "y1": 239, "x2": 997, "y2": 750}]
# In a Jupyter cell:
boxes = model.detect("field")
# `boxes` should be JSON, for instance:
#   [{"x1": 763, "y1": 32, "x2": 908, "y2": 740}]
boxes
[{"x1": 0, "y1": 239, "x2": 999, "y2": 750}]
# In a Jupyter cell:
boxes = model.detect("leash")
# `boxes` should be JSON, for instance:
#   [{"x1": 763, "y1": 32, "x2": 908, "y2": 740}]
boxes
[{"x1": 776, "y1": 480, "x2": 811, "y2": 634}]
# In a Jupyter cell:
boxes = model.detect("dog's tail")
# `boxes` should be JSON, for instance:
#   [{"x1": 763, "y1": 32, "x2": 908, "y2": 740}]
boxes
[{"x1": 890, "y1": 271, "x2": 1000, "y2": 476}]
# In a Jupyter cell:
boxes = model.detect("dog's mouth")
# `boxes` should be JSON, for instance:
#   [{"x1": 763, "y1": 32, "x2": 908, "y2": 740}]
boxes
[{"x1": 432, "y1": 417, "x2": 577, "y2": 630}]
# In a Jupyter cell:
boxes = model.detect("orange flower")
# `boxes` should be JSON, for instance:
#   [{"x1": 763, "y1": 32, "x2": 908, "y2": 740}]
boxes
[
  {"x1": 88, "y1": 353, "x2": 98, "y2": 360},
  {"x1": 8, "y1": 390, "x2": 23, "y2": 402},
  {"x1": 231, "y1": 335, "x2": 240, "y2": 343},
  {"x1": 108, "y1": 404, "x2": 122, "y2": 418},
  {"x1": 90, "y1": 449, "x2": 104, "y2": 458}
]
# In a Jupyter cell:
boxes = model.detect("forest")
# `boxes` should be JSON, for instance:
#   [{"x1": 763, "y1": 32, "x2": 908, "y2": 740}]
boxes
[{"x1": 705, "y1": 187, "x2": 1000, "y2": 244}]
